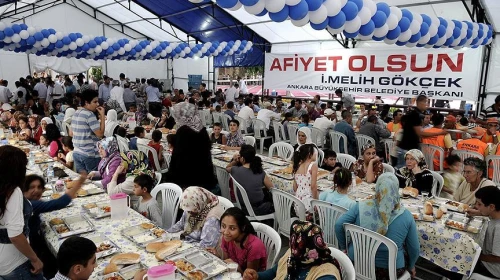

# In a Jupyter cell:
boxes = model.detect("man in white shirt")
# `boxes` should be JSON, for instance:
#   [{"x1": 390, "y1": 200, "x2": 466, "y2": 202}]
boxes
[
  {"x1": 237, "y1": 76, "x2": 248, "y2": 94},
  {"x1": 34, "y1": 78, "x2": 47, "y2": 105},
  {"x1": 313, "y1": 109, "x2": 336, "y2": 134},
  {"x1": 109, "y1": 80, "x2": 127, "y2": 114},
  {"x1": 237, "y1": 98, "x2": 255, "y2": 132},
  {"x1": 0, "y1": 80, "x2": 12, "y2": 104},
  {"x1": 46, "y1": 78, "x2": 65, "y2": 108},
  {"x1": 224, "y1": 83, "x2": 239, "y2": 103},
  {"x1": 257, "y1": 101, "x2": 281, "y2": 130}
]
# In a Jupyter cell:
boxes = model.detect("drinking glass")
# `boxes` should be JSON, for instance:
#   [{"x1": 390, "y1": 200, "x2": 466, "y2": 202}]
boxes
[
  {"x1": 421, "y1": 191, "x2": 429, "y2": 202},
  {"x1": 230, "y1": 272, "x2": 241, "y2": 280},
  {"x1": 228, "y1": 263, "x2": 238, "y2": 273}
]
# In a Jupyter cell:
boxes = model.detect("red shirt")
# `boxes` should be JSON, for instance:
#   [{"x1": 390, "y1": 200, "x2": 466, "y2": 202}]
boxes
[
  {"x1": 221, "y1": 234, "x2": 267, "y2": 272},
  {"x1": 162, "y1": 98, "x2": 172, "y2": 108}
]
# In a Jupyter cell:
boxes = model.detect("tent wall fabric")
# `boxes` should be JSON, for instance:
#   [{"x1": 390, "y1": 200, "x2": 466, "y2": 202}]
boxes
[
  {"x1": 172, "y1": 57, "x2": 213, "y2": 90},
  {"x1": 29, "y1": 55, "x2": 102, "y2": 75}
]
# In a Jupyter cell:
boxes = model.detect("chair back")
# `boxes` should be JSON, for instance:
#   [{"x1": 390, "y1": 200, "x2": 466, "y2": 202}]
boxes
[
  {"x1": 316, "y1": 148, "x2": 324, "y2": 167},
  {"x1": 486, "y1": 155, "x2": 500, "y2": 186},
  {"x1": 329, "y1": 247, "x2": 356, "y2": 280},
  {"x1": 154, "y1": 172, "x2": 162, "y2": 186},
  {"x1": 288, "y1": 124, "x2": 299, "y2": 146},
  {"x1": 215, "y1": 166, "x2": 231, "y2": 200},
  {"x1": 356, "y1": 135, "x2": 375, "y2": 157},
  {"x1": 55, "y1": 118, "x2": 63, "y2": 131},
  {"x1": 234, "y1": 116, "x2": 248, "y2": 134},
  {"x1": 421, "y1": 143, "x2": 444, "y2": 172},
  {"x1": 311, "y1": 127, "x2": 325, "y2": 148},
  {"x1": 382, "y1": 163, "x2": 395, "y2": 174},
  {"x1": 212, "y1": 112, "x2": 223, "y2": 123},
  {"x1": 337, "y1": 153, "x2": 356, "y2": 170},
  {"x1": 385, "y1": 140, "x2": 395, "y2": 165},
  {"x1": 330, "y1": 131, "x2": 348, "y2": 154},
  {"x1": 231, "y1": 175, "x2": 258, "y2": 218},
  {"x1": 244, "y1": 136, "x2": 256, "y2": 147},
  {"x1": 430, "y1": 171, "x2": 444, "y2": 197},
  {"x1": 62, "y1": 122, "x2": 71, "y2": 136},
  {"x1": 252, "y1": 222, "x2": 282, "y2": 270},
  {"x1": 137, "y1": 143, "x2": 164, "y2": 172},
  {"x1": 151, "y1": 183, "x2": 182, "y2": 229},
  {"x1": 344, "y1": 223, "x2": 402, "y2": 280},
  {"x1": 271, "y1": 188, "x2": 306, "y2": 238},
  {"x1": 220, "y1": 114, "x2": 232, "y2": 132},
  {"x1": 115, "y1": 135, "x2": 130, "y2": 154},
  {"x1": 217, "y1": 196, "x2": 234, "y2": 211},
  {"x1": 272, "y1": 121, "x2": 287, "y2": 142},
  {"x1": 252, "y1": 119, "x2": 268, "y2": 138},
  {"x1": 268, "y1": 142, "x2": 294, "y2": 160},
  {"x1": 165, "y1": 152, "x2": 172, "y2": 170},
  {"x1": 200, "y1": 109, "x2": 212, "y2": 127},
  {"x1": 451, "y1": 150, "x2": 484, "y2": 173},
  {"x1": 311, "y1": 200, "x2": 348, "y2": 249}
]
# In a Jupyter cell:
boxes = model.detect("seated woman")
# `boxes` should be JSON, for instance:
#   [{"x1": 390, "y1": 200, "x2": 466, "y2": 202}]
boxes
[
  {"x1": 167, "y1": 187, "x2": 223, "y2": 248},
  {"x1": 104, "y1": 109, "x2": 119, "y2": 137},
  {"x1": 335, "y1": 173, "x2": 420, "y2": 279},
  {"x1": 157, "y1": 107, "x2": 176, "y2": 129},
  {"x1": 298, "y1": 113, "x2": 312, "y2": 128},
  {"x1": 226, "y1": 144, "x2": 274, "y2": 216},
  {"x1": 395, "y1": 149, "x2": 433, "y2": 194},
  {"x1": 319, "y1": 167, "x2": 356, "y2": 210},
  {"x1": 45, "y1": 123, "x2": 63, "y2": 158},
  {"x1": 29, "y1": 114, "x2": 42, "y2": 144},
  {"x1": 88, "y1": 137, "x2": 125, "y2": 190},
  {"x1": 223, "y1": 119, "x2": 244, "y2": 151},
  {"x1": 244, "y1": 220, "x2": 342, "y2": 280},
  {"x1": 293, "y1": 127, "x2": 313, "y2": 151},
  {"x1": 41, "y1": 117, "x2": 52, "y2": 134},
  {"x1": 211, "y1": 122, "x2": 227, "y2": 145},
  {"x1": 209, "y1": 207, "x2": 267, "y2": 273},
  {"x1": 17, "y1": 115, "x2": 32, "y2": 141},
  {"x1": 353, "y1": 144, "x2": 384, "y2": 183}
]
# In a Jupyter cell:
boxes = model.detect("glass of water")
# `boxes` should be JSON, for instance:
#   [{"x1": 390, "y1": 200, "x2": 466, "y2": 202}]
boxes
[
  {"x1": 230, "y1": 272, "x2": 241, "y2": 280},
  {"x1": 228, "y1": 263, "x2": 238, "y2": 273},
  {"x1": 421, "y1": 191, "x2": 429, "y2": 202}
]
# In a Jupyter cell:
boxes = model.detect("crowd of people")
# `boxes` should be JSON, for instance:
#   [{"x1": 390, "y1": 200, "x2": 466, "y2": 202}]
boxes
[{"x1": 1, "y1": 72, "x2": 500, "y2": 280}]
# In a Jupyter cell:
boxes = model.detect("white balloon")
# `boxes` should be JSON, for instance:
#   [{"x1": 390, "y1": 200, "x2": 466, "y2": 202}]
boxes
[
  {"x1": 129, "y1": 40, "x2": 137, "y2": 48},
  {"x1": 95, "y1": 46, "x2": 102, "y2": 53},
  {"x1": 327, "y1": 26, "x2": 344, "y2": 34},
  {"x1": 179, "y1": 51, "x2": 185, "y2": 57},
  {"x1": 291, "y1": 14, "x2": 309, "y2": 27},
  {"x1": 436, "y1": 36, "x2": 447, "y2": 46},
  {"x1": 399, "y1": 29, "x2": 412, "y2": 42},
  {"x1": 189, "y1": 42, "x2": 195, "y2": 48},
  {"x1": 82, "y1": 35, "x2": 90, "y2": 43},
  {"x1": 11, "y1": 34, "x2": 21, "y2": 43},
  {"x1": 76, "y1": 38, "x2": 84, "y2": 47},
  {"x1": 228, "y1": 1, "x2": 243, "y2": 11},
  {"x1": 184, "y1": 47, "x2": 191, "y2": 53},
  {"x1": 204, "y1": 42, "x2": 212, "y2": 48},
  {"x1": 488, "y1": 37, "x2": 493, "y2": 44},
  {"x1": 56, "y1": 31, "x2": 63, "y2": 40},
  {"x1": 418, "y1": 33, "x2": 430, "y2": 44},
  {"x1": 409, "y1": 20, "x2": 420, "y2": 35},
  {"x1": 106, "y1": 38, "x2": 115, "y2": 45},
  {"x1": 344, "y1": 17, "x2": 361, "y2": 33},
  {"x1": 48, "y1": 34, "x2": 57, "y2": 43},
  {"x1": 166, "y1": 46, "x2": 172, "y2": 53},
  {"x1": 118, "y1": 48, "x2": 125, "y2": 55},
  {"x1": 235, "y1": 40, "x2": 241, "y2": 46},
  {"x1": 101, "y1": 42, "x2": 109, "y2": 50},
  {"x1": 374, "y1": 24, "x2": 389, "y2": 37},
  {"x1": 41, "y1": 38, "x2": 49, "y2": 47},
  {"x1": 69, "y1": 42, "x2": 77, "y2": 50},
  {"x1": 229, "y1": 50, "x2": 234, "y2": 55},
  {"x1": 244, "y1": 0, "x2": 266, "y2": 15},
  {"x1": 358, "y1": 34, "x2": 372, "y2": 41},
  {"x1": 406, "y1": 42, "x2": 418, "y2": 47},
  {"x1": 447, "y1": 20, "x2": 455, "y2": 32},
  {"x1": 445, "y1": 25, "x2": 453, "y2": 38},
  {"x1": 389, "y1": 7, "x2": 402, "y2": 20},
  {"x1": 412, "y1": 13, "x2": 422, "y2": 24},
  {"x1": 460, "y1": 27, "x2": 467, "y2": 39},
  {"x1": 384, "y1": 38, "x2": 398, "y2": 45},
  {"x1": 309, "y1": 5, "x2": 327, "y2": 24},
  {"x1": 285, "y1": 0, "x2": 301, "y2": 5},
  {"x1": 386, "y1": 14, "x2": 399, "y2": 30},
  {"x1": 27, "y1": 26, "x2": 36, "y2": 35},
  {"x1": 140, "y1": 49, "x2": 147, "y2": 56},
  {"x1": 160, "y1": 50, "x2": 167, "y2": 56},
  {"x1": 323, "y1": 0, "x2": 342, "y2": 17},
  {"x1": 87, "y1": 48, "x2": 94, "y2": 54},
  {"x1": 451, "y1": 37, "x2": 461, "y2": 46},
  {"x1": 428, "y1": 25, "x2": 438, "y2": 38},
  {"x1": 145, "y1": 45, "x2": 152, "y2": 52},
  {"x1": 213, "y1": 50, "x2": 219, "y2": 56},
  {"x1": 363, "y1": 0, "x2": 377, "y2": 16},
  {"x1": 339, "y1": 0, "x2": 348, "y2": 7},
  {"x1": 19, "y1": 30, "x2": 29, "y2": 39},
  {"x1": 124, "y1": 44, "x2": 131, "y2": 51},
  {"x1": 62, "y1": 45, "x2": 68, "y2": 51},
  {"x1": 357, "y1": 7, "x2": 372, "y2": 25}
]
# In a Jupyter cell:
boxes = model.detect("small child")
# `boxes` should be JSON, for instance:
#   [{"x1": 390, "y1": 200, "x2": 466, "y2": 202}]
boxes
[
  {"x1": 298, "y1": 113, "x2": 311, "y2": 128},
  {"x1": 319, "y1": 168, "x2": 356, "y2": 210},
  {"x1": 58, "y1": 136, "x2": 74, "y2": 170},
  {"x1": 39, "y1": 134, "x2": 49, "y2": 150},
  {"x1": 133, "y1": 174, "x2": 163, "y2": 227},
  {"x1": 321, "y1": 149, "x2": 343, "y2": 172},
  {"x1": 210, "y1": 123, "x2": 227, "y2": 145},
  {"x1": 293, "y1": 144, "x2": 318, "y2": 213},
  {"x1": 166, "y1": 134, "x2": 176, "y2": 153},
  {"x1": 281, "y1": 112, "x2": 293, "y2": 139},
  {"x1": 148, "y1": 130, "x2": 164, "y2": 170},
  {"x1": 440, "y1": 155, "x2": 465, "y2": 200},
  {"x1": 115, "y1": 126, "x2": 127, "y2": 138},
  {"x1": 129, "y1": 126, "x2": 146, "y2": 150},
  {"x1": 472, "y1": 186, "x2": 500, "y2": 278}
]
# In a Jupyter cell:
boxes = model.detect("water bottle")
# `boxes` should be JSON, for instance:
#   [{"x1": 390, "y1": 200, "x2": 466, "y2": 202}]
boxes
[
  {"x1": 28, "y1": 152, "x2": 35, "y2": 167},
  {"x1": 46, "y1": 164, "x2": 54, "y2": 182},
  {"x1": 8, "y1": 128, "x2": 13, "y2": 139},
  {"x1": 351, "y1": 171, "x2": 357, "y2": 192}
]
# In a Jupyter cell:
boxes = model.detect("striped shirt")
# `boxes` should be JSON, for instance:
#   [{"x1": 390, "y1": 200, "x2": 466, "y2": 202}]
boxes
[
  {"x1": 51, "y1": 272, "x2": 71, "y2": 280},
  {"x1": 71, "y1": 108, "x2": 101, "y2": 157},
  {"x1": 480, "y1": 104, "x2": 500, "y2": 122}
]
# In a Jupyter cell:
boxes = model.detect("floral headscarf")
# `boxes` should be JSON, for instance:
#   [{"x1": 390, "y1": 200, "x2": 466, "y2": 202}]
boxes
[
  {"x1": 120, "y1": 150, "x2": 154, "y2": 178},
  {"x1": 398, "y1": 149, "x2": 429, "y2": 187},
  {"x1": 360, "y1": 143, "x2": 375, "y2": 156},
  {"x1": 359, "y1": 173, "x2": 405, "y2": 235},
  {"x1": 97, "y1": 137, "x2": 120, "y2": 175},
  {"x1": 135, "y1": 102, "x2": 148, "y2": 125},
  {"x1": 288, "y1": 220, "x2": 340, "y2": 279},
  {"x1": 28, "y1": 114, "x2": 40, "y2": 133},
  {"x1": 172, "y1": 102, "x2": 203, "y2": 132},
  {"x1": 180, "y1": 187, "x2": 223, "y2": 235}
]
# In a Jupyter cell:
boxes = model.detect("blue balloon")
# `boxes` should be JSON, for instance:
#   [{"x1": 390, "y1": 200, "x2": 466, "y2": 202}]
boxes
[
  {"x1": 220, "y1": 50, "x2": 226, "y2": 55},
  {"x1": 76, "y1": 47, "x2": 82, "y2": 52},
  {"x1": 155, "y1": 46, "x2": 162, "y2": 52},
  {"x1": 55, "y1": 41, "x2": 64, "y2": 48},
  {"x1": 359, "y1": 20, "x2": 375, "y2": 36},
  {"x1": 106, "y1": 48, "x2": 114, "y2": 55},
  {"x1": 48, "y1": 28, "x2": 56, "y2": 34},
  {"x1": 209, "y1": 47, "x2": 215, "y2": 52},
  {"x1": 343, "y1": 30, "x2": 359, "y2": 38},
  {"x1": 459, "y1": 37, "x2": 467, "y2": 46},
  {"x1": 69, "y1": 33, "x2": 77, "y2": 41},
  {"x1": 350, "y1": 0, "x2": 363, "y2": 11},
  {"x1": 396, "y1": 41, "x2": 406, "y2": 46},
  {"x1": 373, "y1": 36, "x2": 385, "y2": 41},
  {"x1": 160, "y1": 42, "x2": 167, "y2": 48},
  {"x1": 12, "y1": 24, "x2": 21, "y2": 33},
  {"x1": 239, "y1": 45, "x2": 245, "y2": 50},
  {"x1": 135, "y1": 45, "x2": 143, "y2": 52},
  {"x1": 452, "y1": 28, "x2": 460, "y2": 38},
  {"x1": 420, "y1": 22, "x2": 429, "y2": 36},
  {"x1": 466, "y1": 29, "x2": 472, "y2": 39},
  {"x1": 112, "y1": 43, "x2": 120, "y2": 50},
  {"x1": 428, "y1": 35, "x2": 439, "y2": 45},
  {"x1": 76, "y1": 33, "x2": 82, "y2": 38},
  {"x1": 310, "y1": 19, "x2": 328, "y2": 30},
  {"x1": 487, "y1": 29, "x2": 493, "y2": 38},
  {"x1": 20, "y1": 24, "x2": 28, "y2": 30},
  {"x1": 471, "y1": 37, "x2": 479, "y2": 45},
  {"x1": 401, "y1": 9, "x2": 413, "y2": 21},
  {"x1": 4, "y1": 27, "x2": 14, "y2": 37},
  {"x1": 34, "y1": 32, "x2": 44, "y2": 41},
  {"x1": 376, "y1": 2, "x2": 390, "y2": 17},
  {"x1": 20, "y1": 39, "x2": 27, "y2": 46},
  {"x1": 289, "y1": 0, "x2": 308, "y2": 20},
  {"x1": 444, "y1": 36, "x2": 454, "y2": 46},
  {"x1": 88, "y1": 40, "x2": 97, "y2": 48},
  {"x1": 62, "y1": 36, "x2": 71, "y2": 45},
  {"x1": 328, "y1": 12, "x2": 346, "y2": 29},
  {"x1": 224, "y1": 46, "x2": 230, "y2": 52},
  {"x1": 398, "y1": 17, "x2": 410, "y2": 32},
  {"x1": 118, "y1": 40, "x2": 125, "y2": 47},
  {"x1": 140, "y1": 41, "x2": 148, "y2": 47},
  {"x1": 408, "y1": 32, "x2": 421, "y2": 43},
  {"x1": 306, "y1": 0, "x2": 322, "y2": 11},
  {"x1": 269, "y1": 6, "x2": 289, "y2": 22},
  {"x1": 0, "y1": 31, "x2": 4, "y2": 40},
  {"x1": 228, "y1": 40, "x2": 234, "y2": 46},
  {"x1": 240, "y1": 0, "x2": 259, "y2": 5},
  {"x1": 41, "y1": 29, "x2": 50, "y2": 38},
  {"x1": 95, "y1": 37, "x2": 102, "y2": 44},
  {"x1": 437, "y1": 25, "x2": 446, "y2": 37},
  {"x1": 342, "y1": 2, "x2": 358, "y2": 21},
  {"x1": 439, "y1": 17, "x2": 447, "y2": 28},
  {"x1": 151, "y1": 50, "x2": 157, "y2": 56},
  {"x1": 386, "y1": 26, "x2": 401, "y2": 40},
  {"x1": 478, "y1": 29, "x2": 484, "y2": 38},
  {"x1": 216, "y1": 0, "x2": 238, "y2": 9},
  {"x1": 82, "y1": 44, "x2": 90, "y2": 51},
  {"x1": 130, "y1": 49, "x2": 136, "y2": 56},
  {"x1": 372, "y1": 11, "x2": 387, "y2": 28},
  {"x1": 26, "y1": 36, "x2": 36, "y2": 45},
  {"x1": 421, "y1": 14, "x2": 432, "y2": 26},
  {"x1": 174, "y1": 46, "x2": 181, "y2": 53},
  {"x1": 452, "y1": 20, "x2": 462, "y2": 30},
  {"x1": 482, "y1": 37, "x2": 490, "y2": 45},
  {"x1": 256, "y1": 8, "x2": 267, "y2": 16}
]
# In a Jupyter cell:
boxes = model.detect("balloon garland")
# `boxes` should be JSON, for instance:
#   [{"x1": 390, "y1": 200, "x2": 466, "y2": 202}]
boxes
[
  {"x1": 0, "y1": 21, "x2": 254, "y2": 60},
  {"x1": 195, "y1": 0, "x2": 494, "y2": 49}
]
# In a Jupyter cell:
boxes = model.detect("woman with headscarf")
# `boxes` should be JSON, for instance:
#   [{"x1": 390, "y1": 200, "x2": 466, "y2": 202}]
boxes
[
  {"x1": 40, "y1": 117, "x2": 52, "y2": 134},
  {"x1": 88, "y1": 137, "x2": 125, "y2": 189},
  {"x1": 107, "y1": 150, "x2": 154, "y2": 208},
  {"x1": 335, "y1": 173, "x2": 420, "y2": 279},
  {"x1": 395, "y1": 149, "x2": 433, "y2": 194},
  {"x1": 244, "y1": 220, "x2": 342, "y2": 280},
  {"x1": 167, "y1": 187, "x2": 223, "y2": 248},
  {"x1": 352, "y1": 143, "x2": 384, "y2": 183},
  {"x1": 104, "y1": 109, "x2": 119, "y2": 137},
  {"x1": 28, "y1": 114, "x2": 42, "y2": 144},
  {"x1": 164, "y1": 102, "x2": 218, "y2": 193},
  {"x1": 293, "y1": 127, "x2": 313, "y2": 150}
]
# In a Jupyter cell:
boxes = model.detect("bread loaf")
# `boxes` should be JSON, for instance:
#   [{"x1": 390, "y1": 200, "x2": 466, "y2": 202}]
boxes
[
  {"x1": 155, "y1": 240, "x2": 182, "y2": 260},
  {"x1": 103, "y1": 263, "x2": 119, "y2": 274},
  {"x1": 110, "y1": 253, "x2": 141, "y2": 265},
  {"x1": 424, "y1": 202, "x2": 434, "y2": 215}
]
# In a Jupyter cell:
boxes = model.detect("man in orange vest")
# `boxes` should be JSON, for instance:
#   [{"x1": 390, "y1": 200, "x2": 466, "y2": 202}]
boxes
[
  {"x1": 387, "y1": 109, "x2": 402, "y2": 134},
  {"x1": 422, "y1": 113, "x2": 453, "y2": 170},
  {"x1": 457, "y1": 135, "x2": 491, "y2": 158},
  {"x1": 481, "y1": 118, "x2": 500, "y2": 144}
]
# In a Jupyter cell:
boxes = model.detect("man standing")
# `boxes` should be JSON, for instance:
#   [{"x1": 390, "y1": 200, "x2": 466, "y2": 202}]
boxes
[
  {"x1": 119, "y1": 73, "x2": 126, "y2": 87},
  {"x1": 387, "y1": 110, "x2": 403, "y2": 133},
  {"x1": 0, "y1": 80, "x2": 12, "y2": 104},
  {"x1": 146, "y1": 80, "x2": 162, "y2": 117},
  {"x1": 34, "y1": 78, "x2": 47, "y2": 106},
  {"x1": 98, "y1": 76, "x2": 112, "y2": 105},
  {"x1": 109, "y1": 80, "x2": 127, "y2": 115},
  {"x1": 224, "y1": 83, "x2": 239, "y2": 103},
  {"x1": 334, "y1": 111, "x2": 358, "y2": 158},
  {"x1": 335, "y1": 89, "x2": 355, "y2": 112},
  {"x1": 199, "y1": 83, "x2": 211, "y2": 102},
  {"x1": 122, "y1": 82, "x2": 137, "y2": 111},
  {"x1": 237, "y1": 76, "x2": 248, "y2": 95},
  {"x1": 478, "y1": 95, "x2": 500, "y2": 125},
  {"x1": 72, "y1": 90, "x2": 105, "y2": 173}
]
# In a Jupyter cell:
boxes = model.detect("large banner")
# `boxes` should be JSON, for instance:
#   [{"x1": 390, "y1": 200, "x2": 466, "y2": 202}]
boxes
[{"x1": 264, "y1": 48, "x2": 483, "y2": 101}]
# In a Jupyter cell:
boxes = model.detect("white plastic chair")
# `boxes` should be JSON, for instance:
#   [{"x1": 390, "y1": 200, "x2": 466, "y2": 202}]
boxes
[
  {"x1": 115, "y1": 135, "x2": 130, "y2": 154},
  {"x1": 268, "y1": 142, "x2": 294, "y2": 161},
  {"x1": 356, "y1": 135, "x2": 376, "y2": 157},
  {"x1": 54, "y1": 118, "x2": 63, "y2": 131},
  {"x1": 385, "y1": 140, "x2": 395, "y2": 165},
  {"x1": 212, "y1": 112, "x2": 223, "y2": 123},
  {"x1": 287, "y1": 124, "x2": 299, "y2": 146},
  {"x1": 231, "y1": 176, "x2": 275, "y2": 224},
  {"x1": 451, "y1": 150, "x2": 484, "y2": 173},
  {"x1": 165, "y1": 152, "x2": 172, "y2": 170},
  {"x1": 430, "y1": 170, "x2": 444, "y2": 198},
  {"x1": 329, "y1": 247, "x2": 356, "y2": 280},
  {"x1": 252, "y1": 119, "x2": 274, "y2": 154},
  {"x1": 218, "y1": 196, "x2": 234, "y2": 211},
  {"x1": 272, "y1": 121, "x2": 289, "y2": 143},
  {"x1": 151, "y1": 183, "x2": 183, "y2": 229},
  {"x1": 252, "y1": 222, "x2": 282, "y2": 270},
  {"x1": 466, "y1": 274, "x2": 499, "y2": 280},
  {"x1": 154, "y1": 172, "x2": 162, "y2": 186},
  {"x1": 62, "y1": 122, "x2": 71, "y2": 136},
  {"x1": 382, "y1": 163, "x2": 395, "y2": 174},
  {"x1": 311, "y1": 127, "x2": 325, "y2": 148},
  {"x1": 220, "y1": 114, "x2": 232, "y2": 132},
  {"x1": 421, "y1": 143, "x2": 445, "y2": 172},
  {"x1": 311, "y1": 199, "x2": 348, "y2": 249},
  {"x1": 244, "y1": 135, "x2": 256, "y2": 147},
  {"x1": 271, "y1": 188, "x2": 306, "y2": 238},
  {"x1": 137, "y1": 143, "x2": 168, "y2": 174},
  {"x1": 316, "y1": 148, "x2": 324, "y2": 167},
  {"x1": 343, "y1": 223, "x2": 411, "y2": 280},
  {"x1": 486, "y1": 155, "x2": 500, "y2": 186},
  {"x1": 199, "y1": 109, "x2": 212, "y2": 127},
  {"x1": 330, "y1": 131, "x2": 348, "y2": 154},
  {"x1": 337, "y1": 153, "x2": 356, "y2": 170},
  {"x1": 234, "y1": 116, "x2": 252, "y2": 136},
  {"x1": 215, "y1": 166, "x2": 231, "y2": 201}
]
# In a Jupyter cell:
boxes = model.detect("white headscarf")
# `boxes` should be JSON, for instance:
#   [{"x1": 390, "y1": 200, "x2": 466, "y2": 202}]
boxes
[
  {"x1": 63, "y1": 108, "x2": 75, "y2": 124},
  {"x1": 104, "y1": 109, "x2": 119, "y2": 137},
  {"x1": 41, "y1": 117, "x2": 53, "y2": 133},
  {"x1": 296, "y1": 127, "x2": 313, "y2": 150}
]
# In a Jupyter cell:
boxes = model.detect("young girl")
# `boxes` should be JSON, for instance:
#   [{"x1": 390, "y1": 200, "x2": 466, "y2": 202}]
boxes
[
  {"x1": 17, "y1": 116, "x2": 32, "y2": 141},
  {"x1": 148, "y1": 130, "x2": 165, "y2": 171},
  {"x1": 319, "y1": 167, "x2": 356, "y2": 210},
  {"x1": 298, "y1": 113, "x2": 311, "y2": 128},
  {"x1": 39, "y1": 134, "x2": 49, "y2": 150},
  {"x1": 58, "y1": 136, "x2": 74, "y2": 170},
  {"x1": 133, "y1": 174, "x2": 163, "y2": 227},
  {"x1": 293, "y1": 144, "x2": 318, "y2": 213},
  {"x1": 213, "y1": 207, "x2": 268, "y2": 273},
  {"x1": 166, "y1": 134, "x2": 176, "y2": 153},
  {"x1": 441, "y1": 155, "x2": 465, "y2": 200}
]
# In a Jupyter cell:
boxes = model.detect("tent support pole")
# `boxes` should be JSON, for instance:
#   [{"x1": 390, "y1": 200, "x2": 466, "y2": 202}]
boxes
[
  {"x1": 102, "y1": 24, "x2": 108, "y2": 75},
  {"x1": 477, "y1": 44, "x2": 491, "y2": 116}
]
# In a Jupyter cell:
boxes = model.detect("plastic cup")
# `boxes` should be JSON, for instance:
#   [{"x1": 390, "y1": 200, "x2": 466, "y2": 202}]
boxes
[{"x1": 228, "y1": 263, "x2": 238, "y2": 273}]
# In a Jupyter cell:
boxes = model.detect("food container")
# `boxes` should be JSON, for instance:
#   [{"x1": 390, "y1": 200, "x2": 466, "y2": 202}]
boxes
[
  {"x1": 259, "y1": 156, "x2": 289, "y2": 167},
  {"x1": 110, "y1": 193, "x2": 130, "y2": 220},
  {"x1": 77, "y1": 187, "x2": 105, "y2": 197},
  {"x1": 445, "y1": 213, "x2": 484, "y2": 234},
  {"x1": 84, "y1": 233, "x2": 120, "y2": 259},
  {"x1": 146, "y1": 264, "x2": 176, "y2": 280},
  {"x1": 121, "y1": 224, "x2": 163, "y2": 247},
  {"x1": 165, "y1": 247, "x2": 227, "y2": 279},
  {"x1": 83, "y1": 201, "x2": 112, "y2": 219},
  {"x1": 48, "y1": 215, "x2": 94, "y2": 239},
  {"x1": 98, "y1": 263, "x2": 148, "y2": 280},
  {"x1": 211, "y1": 149, "x2": 225, "y2": 156}
]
